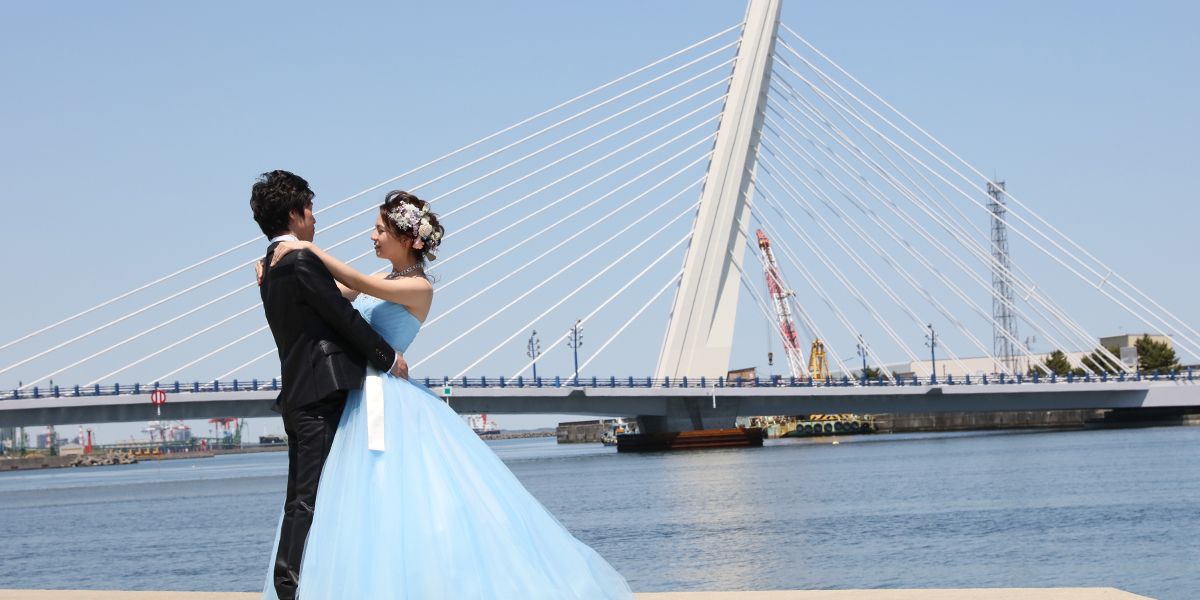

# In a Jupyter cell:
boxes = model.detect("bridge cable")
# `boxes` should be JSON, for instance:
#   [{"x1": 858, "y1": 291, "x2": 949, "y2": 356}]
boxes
[
  {"x1": 775, "y1": 30, "x2": 990, "y2": 249},
  {"x1": 767, "y1": 75, "x2": 1099, "y2": 374},
  {"x1": 775, "y1": 32, "x2": 1200, "y2": 362},
  {"x1": 772, "y1": 54, "x2": 1137, "y2": 369},
  {"x1": 2, "y1": 22, "x2": 739, "y2": 350},
  {"x1": 282, "y1": 82, "x2": 725, "y2": 288},
  {"x1": 265, "y1": 46, "x2": 734, "y2": 259},
  {"x1": 774, "y1": 47, "x2": 1184, "y2": 365},
  {"x1": 425, "y1": 171, "x2": 709, "y2": 330},
  {"x1": 757, "y1": 154, "x2": 975, "y2": 374},
  {"x1": 292, "y1": 54, "x2": 732, "y2": 261},
  {"x1": 429, "y1": 98, "x2": 728, "y2": 275},
  {"x1": 753, "y1": 171, "x2": 946, "y2": 375},
  {"x1": 733, "y1": 218, "x2": 842, "y2": 379},
  {"x1": 86, "y1": 304, "x2": 260, "y2": 387},
  {"x1": 763, "y1": 96, "x2": 1061, "y2": 375},
  {"x1": 774, "y1": 39, "x2": 1138, "y2": 366},
  {"x1": 18, "y1": 72, "x2": 728, "y2": 386},
  {"x1": 0, "y1": 24, "x2": 740, "y2": 357},
  {"x1": 734, "y1": 262, "x2": 814, "y2": 380},
  {"x1": 769, "y1": 54, "x2": 1103, "y2": 367},
  {"x1": 178, "y1": 72, "x2": 728, "y2": 385},
  {"x1": 731, "y1": 197, "x2": 865, "y2": 379},
  {"x1": 422, "y1": 55, "x2": 735, "y2": 223},
  {"x1": 501, "y1": 233, "x2": 694, "y2": 382},
  {"x1": 746, "y1": 202, "x2": 899, "y2": 381},
  {"x1": 180, "y1": 134, "x2": 720, "y2": 381},
  {"x1": 772, "y1": 50, "x2": 1104, "y2": 372},
  {"x1": 576, "y1": 269, "x2": 685, "y2": 375},
  {"x1": 765, "y1": 114, "x2": 1065, "y2": 376},
  {"x1": 761, "y1": 139, "x2": 1020, "y2": 376},
  {"x1": 784, "y1": 24, "x2": 1200, "y2": 352},
  {"x1": 416, "y1": 197, "x2": 703, "y2": 374},
  {"x1": 456, "y1": 227, "x2": 696, "y2": 380}
]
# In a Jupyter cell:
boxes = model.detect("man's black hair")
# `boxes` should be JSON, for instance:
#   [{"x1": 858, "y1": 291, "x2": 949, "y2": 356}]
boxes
[{"x1": 250, "y1": 170, "x2": 314, "y2": 238}]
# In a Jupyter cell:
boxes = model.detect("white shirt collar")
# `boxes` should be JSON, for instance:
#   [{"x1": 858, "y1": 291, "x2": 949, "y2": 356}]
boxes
[{"x1": 269, "y1": 234, "x2": 298, "y2": 244}]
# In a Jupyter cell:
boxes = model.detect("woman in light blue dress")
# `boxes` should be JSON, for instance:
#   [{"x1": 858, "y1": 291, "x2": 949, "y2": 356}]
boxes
[{"x1": 261, "y1": 191, "x2": 634, "y2": 599}]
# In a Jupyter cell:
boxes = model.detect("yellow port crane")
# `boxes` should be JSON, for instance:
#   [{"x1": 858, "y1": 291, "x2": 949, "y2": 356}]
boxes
[{"x1": 808, "y1": 339, "x2": 829, "y2": 381}]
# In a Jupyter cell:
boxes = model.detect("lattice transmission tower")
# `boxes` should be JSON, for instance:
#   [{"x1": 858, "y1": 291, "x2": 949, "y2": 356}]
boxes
[{"x1": 988, "y1": 180, "x2": 1019, "y2": 374}]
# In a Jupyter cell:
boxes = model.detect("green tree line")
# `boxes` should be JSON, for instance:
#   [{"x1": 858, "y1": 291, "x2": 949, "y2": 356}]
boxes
[{"x1": 1028, "y1": 335, "x2": 1181, "y2": 376}]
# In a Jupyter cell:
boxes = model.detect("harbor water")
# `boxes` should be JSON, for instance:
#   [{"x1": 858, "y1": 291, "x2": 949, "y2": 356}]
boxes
[{"x1": 1, "y1": 426, "x2": 1196, "y2": 599}]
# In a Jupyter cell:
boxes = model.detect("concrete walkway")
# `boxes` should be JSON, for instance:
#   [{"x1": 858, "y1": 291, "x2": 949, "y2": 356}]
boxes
[{"x1": 0, "y1": 589, "x2": 1152, "y2": 599}]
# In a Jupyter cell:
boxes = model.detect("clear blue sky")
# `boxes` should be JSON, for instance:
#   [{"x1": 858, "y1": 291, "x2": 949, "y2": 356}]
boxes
[{"x1": 1, "y1": 1, "x2": 1197, "y2": 443}]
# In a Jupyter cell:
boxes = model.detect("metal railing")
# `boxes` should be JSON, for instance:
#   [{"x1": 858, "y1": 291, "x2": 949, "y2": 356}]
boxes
[
  {"x1": 3, "y1": 368, "x2": 1194, "y2": 401},
  {"x1": 4, "y1": 378, "x2": 279, "y2": 401}
]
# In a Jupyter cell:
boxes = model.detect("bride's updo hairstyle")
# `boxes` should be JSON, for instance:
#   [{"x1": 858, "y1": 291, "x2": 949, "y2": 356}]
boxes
[{"x1": 380, "y1": 190, "x2": 444, "y2": 263}]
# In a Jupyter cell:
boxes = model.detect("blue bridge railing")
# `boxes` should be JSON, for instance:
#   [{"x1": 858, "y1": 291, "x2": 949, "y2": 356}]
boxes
[{"x1": 3, "y1": 368, "x2": 1194, "y2": 401}]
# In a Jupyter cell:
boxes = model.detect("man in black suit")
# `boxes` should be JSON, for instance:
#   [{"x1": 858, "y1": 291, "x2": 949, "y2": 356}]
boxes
[{"x1": 250, "y1": 170, "x2": 406, "y2": 600}]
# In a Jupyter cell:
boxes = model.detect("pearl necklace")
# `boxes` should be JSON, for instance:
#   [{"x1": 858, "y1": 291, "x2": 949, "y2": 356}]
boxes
[{"x1": 386, "y1": 263, "x2": 422, "y2": 279}]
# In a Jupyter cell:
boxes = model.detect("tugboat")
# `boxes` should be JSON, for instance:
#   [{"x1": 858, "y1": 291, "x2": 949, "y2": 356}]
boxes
[
  {"x1": 600, "y1": 418, "x2": 636, "y2": 446},
  {"x1": 259, "y1": 434, "x2": 287, "y2": 446}
]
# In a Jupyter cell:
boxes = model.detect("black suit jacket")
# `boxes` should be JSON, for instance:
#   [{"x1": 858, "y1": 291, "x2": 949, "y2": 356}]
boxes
[{"x1": 260, "y1": 243, "x2": 396, "y2": 414}]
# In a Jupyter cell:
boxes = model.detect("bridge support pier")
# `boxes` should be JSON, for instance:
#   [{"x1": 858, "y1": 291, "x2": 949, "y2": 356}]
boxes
[{"x1": 635, "y1": 396, "x2": 743, "y2": 433}]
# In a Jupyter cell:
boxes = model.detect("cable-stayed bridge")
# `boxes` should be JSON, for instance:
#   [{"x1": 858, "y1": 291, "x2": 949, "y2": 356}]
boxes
[{"x1": 2, "y1": 0, "x2": 1197, "y2": 433}]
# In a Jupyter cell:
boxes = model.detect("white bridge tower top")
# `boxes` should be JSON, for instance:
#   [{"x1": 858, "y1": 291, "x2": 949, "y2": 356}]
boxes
[{"x1": 655, "y1": 0, "x2": 782, "y2": 379}]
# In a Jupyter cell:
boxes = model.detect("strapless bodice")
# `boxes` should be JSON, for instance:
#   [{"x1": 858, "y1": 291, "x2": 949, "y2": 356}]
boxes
[{"x1": 352, "y1": 295, "x2": 421, "y2": 353}]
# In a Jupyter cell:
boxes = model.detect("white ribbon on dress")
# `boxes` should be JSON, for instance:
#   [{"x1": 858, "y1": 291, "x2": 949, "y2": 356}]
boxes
[{"x1": 364, "y1": 367, "x2": 386, "y2": 452}]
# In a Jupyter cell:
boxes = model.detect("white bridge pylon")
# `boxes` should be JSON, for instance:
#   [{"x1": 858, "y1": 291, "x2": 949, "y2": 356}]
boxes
[{"x1": 655, "y1": 0, "x2": 781, "y2": 380}]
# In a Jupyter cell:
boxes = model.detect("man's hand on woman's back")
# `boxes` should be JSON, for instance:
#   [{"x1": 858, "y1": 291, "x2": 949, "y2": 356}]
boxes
[{"x1": 390, "y1": 352, "x2": 409, "y2": 379}]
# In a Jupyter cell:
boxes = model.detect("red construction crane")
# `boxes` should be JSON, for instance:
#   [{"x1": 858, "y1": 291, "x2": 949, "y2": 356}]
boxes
[{"x1": 756, "y1": 229, "x2": 809, "y2": 379}]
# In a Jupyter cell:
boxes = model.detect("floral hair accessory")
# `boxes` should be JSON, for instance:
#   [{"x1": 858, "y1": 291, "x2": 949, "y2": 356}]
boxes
[{"x1": 387, "y1": 202, "x2": 441, "y2": 260}]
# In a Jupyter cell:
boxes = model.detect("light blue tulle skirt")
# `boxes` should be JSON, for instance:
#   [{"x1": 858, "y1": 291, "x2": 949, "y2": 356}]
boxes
[{"x1": 261, "y1": 377, "x2": 634, "y2": 599}]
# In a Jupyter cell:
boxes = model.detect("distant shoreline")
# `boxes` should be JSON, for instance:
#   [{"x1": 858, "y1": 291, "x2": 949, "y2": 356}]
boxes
[
  {"x1": 480, "y1": 430, "x2": 558, "y2": 440},
  {"x1": 1, "y1": 430, "x2": 560, "y2": 471}
]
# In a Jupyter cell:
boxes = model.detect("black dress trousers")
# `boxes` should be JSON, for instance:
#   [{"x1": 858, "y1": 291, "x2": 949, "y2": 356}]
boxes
[{"x1": 273, "y1": 391, "x2": 348, "y2": 600}]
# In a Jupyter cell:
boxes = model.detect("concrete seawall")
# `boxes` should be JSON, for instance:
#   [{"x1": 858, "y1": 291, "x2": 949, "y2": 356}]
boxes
[
  {"x1": 871, "y1": 409, "x2": 1103, "y2": 433},
  {"x1": 0, "y1": 455, "x2": 79, "y2": 470},
  {"x1": 557, "y1": 418, "x2": 621, "y2": 442},
  {"x1": 871, "y1": 407, "x2": 1200, "y2": 433}
]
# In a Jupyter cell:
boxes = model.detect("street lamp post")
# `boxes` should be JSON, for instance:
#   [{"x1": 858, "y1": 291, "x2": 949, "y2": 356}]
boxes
[
  {"x1": 856, "y1": 334, "x2": 869, "y2": 382},
  {"x1": 526, "y1": 330, "x2": 541, "y2": 381},
  {"x1": 926, "y1": 324, "x2": 938, "y2": 385},
  {"x1": 567, "y1": 320, "x2": 583, "y2": 385}
]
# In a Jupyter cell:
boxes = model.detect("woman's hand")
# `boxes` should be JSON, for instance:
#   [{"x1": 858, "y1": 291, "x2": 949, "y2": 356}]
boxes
[
  {"x1": 270, "y1": 240, "x2": 313, "y2": 267},
  {"x1": 254, "y1": 259, "x2": 265, "y2": 286}
]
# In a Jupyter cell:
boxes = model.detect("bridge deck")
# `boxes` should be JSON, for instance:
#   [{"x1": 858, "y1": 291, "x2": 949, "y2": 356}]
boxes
[{"x1": 2, "y1": 377, "x2": 1197, "y2": 428}]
